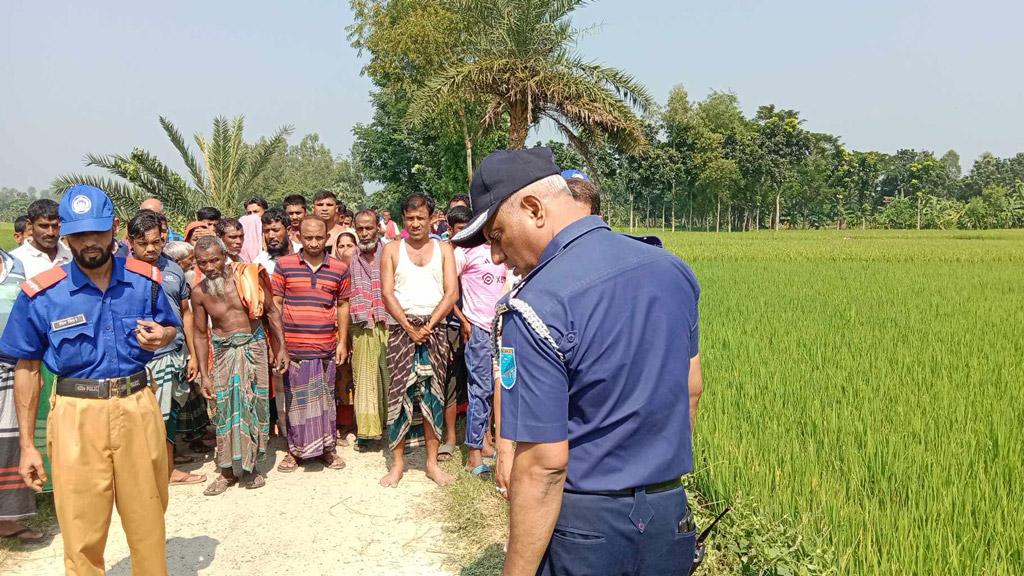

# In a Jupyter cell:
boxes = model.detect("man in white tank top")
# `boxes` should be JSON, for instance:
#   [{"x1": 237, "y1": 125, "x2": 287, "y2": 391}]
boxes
[{"x1": 379, "y1": 193, "x2": 459, "y2": 487}]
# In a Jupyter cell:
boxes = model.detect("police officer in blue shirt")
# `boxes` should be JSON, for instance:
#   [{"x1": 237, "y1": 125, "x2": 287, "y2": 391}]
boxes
[
  {"x1": 452, "y1": 148, "x2": 705, "y2": 576},
  {"x1": 0, "y1": 184, "x2": 181, "y2": 576}
]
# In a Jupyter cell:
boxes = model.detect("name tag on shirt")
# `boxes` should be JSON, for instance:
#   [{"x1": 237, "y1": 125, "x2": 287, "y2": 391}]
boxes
[{"x1": 51, "y1": 314, "x2": 87, "y2": 332}]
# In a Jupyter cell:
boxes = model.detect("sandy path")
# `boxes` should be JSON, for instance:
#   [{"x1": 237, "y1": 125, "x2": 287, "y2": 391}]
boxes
[{"x1": 6, "y1": 436, "x2": 453, "y2": 576}]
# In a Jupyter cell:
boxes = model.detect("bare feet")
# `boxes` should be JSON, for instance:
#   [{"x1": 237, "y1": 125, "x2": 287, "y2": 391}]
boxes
[
  {"x1": 425, "y1": 464, "x2": 454, "y2": 487},
  {"x1": 379, "y1": 463, "x2": 404, "y2": 488}
]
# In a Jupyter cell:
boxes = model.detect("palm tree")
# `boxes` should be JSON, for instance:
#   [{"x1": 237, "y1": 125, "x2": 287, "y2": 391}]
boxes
[
  {"x1": 53, "y1": 116, "x2": 292, "y2": 225},
  {"x1": 408, "y1": 0, "x2": 654, "y2": 158}
]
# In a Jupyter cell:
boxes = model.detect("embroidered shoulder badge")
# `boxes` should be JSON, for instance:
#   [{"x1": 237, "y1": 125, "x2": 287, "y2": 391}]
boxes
[{"x1": 500, "y1": 347, "x2": 517, "y2": 390}]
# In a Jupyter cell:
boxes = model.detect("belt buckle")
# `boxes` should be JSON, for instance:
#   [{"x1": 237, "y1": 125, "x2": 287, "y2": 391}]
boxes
[{"x1": 111, "y1": 377, "x2": 129, "y2": 398}]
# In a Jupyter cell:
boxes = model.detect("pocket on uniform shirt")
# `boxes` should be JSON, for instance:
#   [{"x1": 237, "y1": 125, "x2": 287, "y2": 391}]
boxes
[
  {"x1": 47, "y1": 323, "x2": 97, "y2": 373},
  {"x1": 121, "y1": 316, "x2": 156, "y2": 353}
]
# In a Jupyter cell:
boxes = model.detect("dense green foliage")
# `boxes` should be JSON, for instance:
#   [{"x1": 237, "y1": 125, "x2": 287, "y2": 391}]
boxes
[
  {"x1": 547, "y1": 86, "x2": 1024, "y2": 231},
  {"x1": 0, "y1": 188, "x2": 56, "y2": 223},
  {"x1": 248, "y1": 133, "x2": 365, "y2": 209},
  {"x1": 675, "y1": 229, "x2": 1024, "y2": 574}
]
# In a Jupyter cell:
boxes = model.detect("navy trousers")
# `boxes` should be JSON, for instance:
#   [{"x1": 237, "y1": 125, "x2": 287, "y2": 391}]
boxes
[
  {"x1": 538, "y1": 486, "x2": 695, "y2": 576},
  {"x1": 464, "y1": 326, "x2": 494, "y2": 449}
]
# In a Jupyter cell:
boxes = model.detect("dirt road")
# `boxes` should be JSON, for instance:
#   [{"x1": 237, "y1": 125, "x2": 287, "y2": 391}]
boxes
[{"x1": 5, "y1": 436, "x2": 453, "y2": 575}]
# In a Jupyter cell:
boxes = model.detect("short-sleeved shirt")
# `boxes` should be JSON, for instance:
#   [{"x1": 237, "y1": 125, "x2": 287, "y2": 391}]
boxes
[
  {"x1": 497, "y1": 216, "x2": 700, "y2": 492},
  {"x1": 455, "y1": 244, "x2": 507, "y2": 331},
  {"x1": 0, "y1": 257, "x2": 182, "y2": 379},
  {"x1": 153, "y1": 255, "x2": 190, "y2": 359},
  {"x1": 271, "y1": 252, "x2": 351, "y2": 360},
  {"x1": 0, "y1": 250, "x2": 27, "y2": 365},
  {"x1": 10, "y1": 239, "x2": 73, "y2": 279}
]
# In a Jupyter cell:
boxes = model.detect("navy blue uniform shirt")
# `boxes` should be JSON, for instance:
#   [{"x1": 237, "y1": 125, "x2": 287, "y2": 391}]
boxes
[
  {"x1": 498, "y1": 216, "x2": 700, "y2": 492},
  {"x1": 0, "y1": 257, "x2": 181, "y2": 379}
]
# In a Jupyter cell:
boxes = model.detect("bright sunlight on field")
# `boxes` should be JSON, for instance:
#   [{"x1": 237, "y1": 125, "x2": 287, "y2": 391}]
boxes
[{"x1": 666, "y1": 229, "x2": 1024, "y2": 574}]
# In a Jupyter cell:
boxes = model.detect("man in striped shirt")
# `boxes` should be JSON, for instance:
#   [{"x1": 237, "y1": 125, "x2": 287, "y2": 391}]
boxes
[{"x1": 271, "y1": 217, "x2": 351, "y2": 472}]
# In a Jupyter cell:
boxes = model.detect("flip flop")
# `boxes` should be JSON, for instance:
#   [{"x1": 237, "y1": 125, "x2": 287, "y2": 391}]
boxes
[
  {"x1": 437, "y1": 443, "x2": 456, "y2": 462},
  {"x1": 0, "y1": 526, "x2": 45, "y2": 542},
  {"x1": 170, "y1": 473, "x2": 207, "y2": 486},
  {"x1": 468, "y1": 464, "x2": 492, "y2": 480},
  {"x1": 277, "y1": 453, "x2": 299, "y2": 473},
  {"x1": 246, "y1": 473, "x2": 266, "y2": 490},
  {"x1": 203, "y1": 476, "x2": 238, "y2": 496},
  {"x1": 321, "y1": 452, "x2": 346, "y2": 470},
  {"x1": 173, "y1": 454, "x2": 195, "y2": 465}
]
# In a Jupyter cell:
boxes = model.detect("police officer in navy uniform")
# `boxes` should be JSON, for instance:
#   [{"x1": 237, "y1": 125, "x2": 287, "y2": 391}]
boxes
[
  {"x1": 0, "y1": 185, "x2": 181, "y2": 576},
  {"x1": 452, "y1": 148, "x2": 705, "y2": 576}
]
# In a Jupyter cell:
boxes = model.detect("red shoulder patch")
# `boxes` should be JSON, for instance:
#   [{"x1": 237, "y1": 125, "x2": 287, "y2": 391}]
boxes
[
  {"x1": 20, "y1": 267, "x2": 67, "y2": 297},
  {"x1": 125, "y1": 258, "x2": 163, "y2": 283}
]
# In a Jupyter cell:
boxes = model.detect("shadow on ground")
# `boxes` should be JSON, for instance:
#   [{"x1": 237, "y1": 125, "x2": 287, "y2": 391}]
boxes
[
  {"x1": 107, "y1": 536, "x2": 218, "y2": 576},
  {"x1": 459, "y1": 543, "x2": 505, "y2": 576}
]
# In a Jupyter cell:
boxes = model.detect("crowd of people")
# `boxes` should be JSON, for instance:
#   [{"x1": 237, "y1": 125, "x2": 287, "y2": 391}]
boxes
[
  {"x1": 0, "y1": 146, "x2": 705, "y2": 576},
  {"x1": 0, "y1": 167, "x2": 599, "y2": 526}
]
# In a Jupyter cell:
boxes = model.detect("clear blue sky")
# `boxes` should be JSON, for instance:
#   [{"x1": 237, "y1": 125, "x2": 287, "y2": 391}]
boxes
[{"x1": 2, "y1": 0, "x2": 1022, "y2": 190}]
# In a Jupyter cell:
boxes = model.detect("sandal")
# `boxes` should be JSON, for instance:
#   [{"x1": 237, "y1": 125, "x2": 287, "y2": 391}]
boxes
[
  {"x1": 170, "y1": 472, "x2": 207, "y2": 486},
  {"x1": 467, "y1": 464, "x2": 492, "y2": 480},
  {"x1": 246, "y1": 473, "x2": 266, "y2": 490},
  {"x1": 173, "y1": 454, "x2": 195, "y2": 465},
  {"x1": 0, "y1": 525, "x2": 45, "y2": 542},
  {"x1": 203, "y1": 476, "x2": 238, "y2": 496},
  {"x1": 321, "y1": 452, "x2": 346, "y2": 470},
  {"x1": 437, "y1": 443, "x2": 456, "y2": 462},
  {"x1": 277, "y1": 453, "x2": 299, "y2": 473}
]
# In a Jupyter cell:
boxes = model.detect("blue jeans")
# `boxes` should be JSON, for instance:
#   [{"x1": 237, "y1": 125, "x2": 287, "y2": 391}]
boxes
[
  {"x1": 463, "y1": 326, "x2": 493, "y2": 449},
  {"x1": 538, "y1": 486, "x2": 695, "y2": 576}
]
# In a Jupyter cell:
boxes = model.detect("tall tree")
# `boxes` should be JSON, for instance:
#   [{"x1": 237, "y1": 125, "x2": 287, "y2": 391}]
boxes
[
  {"x1": 53, "y1": 116, "x2": 291, "y2": 225},
  {"x1": 408, "y1": 0, "x2": 654, "y2": 157}
]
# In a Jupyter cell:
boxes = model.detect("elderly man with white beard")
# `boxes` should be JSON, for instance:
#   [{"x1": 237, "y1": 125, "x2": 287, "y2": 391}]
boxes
[
  {"x1": 191, "y1": 236, "x2": 287, "y2": 496},
  {"x1": 348, "y1": 209, "x2": 395, "y2": 452}
]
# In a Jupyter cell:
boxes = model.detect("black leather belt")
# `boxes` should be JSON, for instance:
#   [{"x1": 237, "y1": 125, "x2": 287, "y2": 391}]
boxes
[
  {"x1": 564, "y1": 478, "x2": 683, "y2": 497},
  {"x1": 56, "y1": 371, "x2": 149, "y2": 399}
]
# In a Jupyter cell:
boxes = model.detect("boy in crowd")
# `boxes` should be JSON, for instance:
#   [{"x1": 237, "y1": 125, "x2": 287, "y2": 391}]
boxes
[{"x1": 447, "y1": 206, "x2": 508, "y2": 477}]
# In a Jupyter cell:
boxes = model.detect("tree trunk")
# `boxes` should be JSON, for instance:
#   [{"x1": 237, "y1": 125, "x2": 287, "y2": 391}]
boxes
[
  {"x1": 672, "y1": 194, "x2": 677, "y2": 233},
  {"x1": 508, "y1": 99, "x2": 529, "y2": 149},
  {"x1": 458, "y1": 108, "x2": 474, "y2": 188},
  {"x1": 916, "y1": 194, "x2": 922, "y2": 230},
  {"x1": 688, "y1": 189, "x2": 694, "y2": 231},
  {"x1": 662, "y1": 202, "x2": 666, "y2": 231},
  {"x1": 727, "y1": 203, "x2": 733, "y2": 232},
  {"x1": 755, "y1": 206, "x2": 760, "y2": 231},
  {"x1": 774, "y1": 192, "x2": 782, "y2": 231},
  {"x1": 622, "y1": 191, "x2": 630, "y2": 229},
  {"x1": 716, "y1": 198, "x2": 721, "y2": 232}
]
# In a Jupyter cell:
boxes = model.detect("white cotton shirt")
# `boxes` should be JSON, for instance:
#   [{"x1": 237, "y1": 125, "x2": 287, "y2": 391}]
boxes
[{"x1": 10, "y1": 239, "x2": 73, "y2": 279}]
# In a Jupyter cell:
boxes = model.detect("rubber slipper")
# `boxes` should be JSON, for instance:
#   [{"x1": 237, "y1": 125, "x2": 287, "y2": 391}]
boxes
[
  {"x1": 437, "y1": 443, "x2": 456, "y2": 462},
  {"x1": 0, "y1": 526, "x2": 45, "y2": 541},
  {"x1": 468, "y1": 464, "x2": 492, "y2": 480},
  {"x1": 170, "y1": 473, "x2": 207, "y2": 486}
]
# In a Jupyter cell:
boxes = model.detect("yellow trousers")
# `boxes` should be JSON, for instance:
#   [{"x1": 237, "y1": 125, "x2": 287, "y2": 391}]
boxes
[{"x1": 47, "y1": 387, "x2": 169, "y2": 576}]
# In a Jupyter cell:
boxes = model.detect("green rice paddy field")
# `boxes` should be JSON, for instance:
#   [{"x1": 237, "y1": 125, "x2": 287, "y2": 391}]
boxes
[{"x1": 661, "y1": 229, "x2": 1023, "y2": 574}]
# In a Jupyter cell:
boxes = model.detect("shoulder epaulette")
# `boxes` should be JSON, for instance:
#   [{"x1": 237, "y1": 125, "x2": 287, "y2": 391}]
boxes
[
  {"x1": 20, "y1": 267, "x2": 67, "y2": 297},
  {"x1": 125, "y1": 258, "x2": 163, "y2": 283}
]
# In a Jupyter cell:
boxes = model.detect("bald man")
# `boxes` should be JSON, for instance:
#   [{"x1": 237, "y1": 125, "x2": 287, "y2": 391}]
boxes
[{"x1": 140, "y1": 197, "x2": 184, "y2": 241}]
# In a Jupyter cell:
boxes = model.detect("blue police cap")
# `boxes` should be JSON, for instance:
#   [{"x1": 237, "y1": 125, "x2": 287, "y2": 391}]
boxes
[
  {"x1": 59, "y1": 184, "x2": 115, "y2": 235},
  {"x1": 560, "y1": 169, "x2": 590, "y2": 182},
  {"x1": 452, "y1": 147, "x2": 560, "y2": 248}
]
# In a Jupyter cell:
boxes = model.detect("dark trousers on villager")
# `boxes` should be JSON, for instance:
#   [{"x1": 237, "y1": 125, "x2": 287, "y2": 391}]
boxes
[{"x1": 538, "y1": 486, "x2": 695, "y2": 576}]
